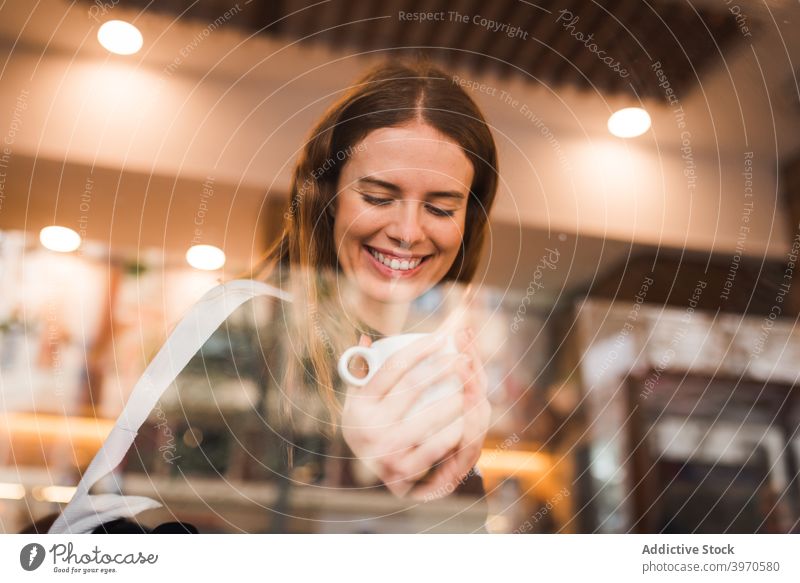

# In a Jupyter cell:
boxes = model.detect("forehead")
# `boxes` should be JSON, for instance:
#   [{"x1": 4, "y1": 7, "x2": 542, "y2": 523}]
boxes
[{"x1": 346, "y1": 123, "x2": 474, "y2": 190}]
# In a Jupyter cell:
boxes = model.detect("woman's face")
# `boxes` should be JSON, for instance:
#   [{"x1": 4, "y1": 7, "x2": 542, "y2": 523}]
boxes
[{"x1": 332, "y1": 121, "x2": 474, "y2": 305}]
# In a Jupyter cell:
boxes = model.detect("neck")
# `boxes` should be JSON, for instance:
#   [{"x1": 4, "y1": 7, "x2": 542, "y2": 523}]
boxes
[{"x1": 358, "y1": 297, "x2": 411, "y2": 337}]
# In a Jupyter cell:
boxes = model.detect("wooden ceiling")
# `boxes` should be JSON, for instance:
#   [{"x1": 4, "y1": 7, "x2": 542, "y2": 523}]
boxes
[
  {"x1": 110, "y1": 0, "x2": 745, "y2": 102},
  {"x1": 588, "y1": 248, "x2": 800, "y2": 318}
]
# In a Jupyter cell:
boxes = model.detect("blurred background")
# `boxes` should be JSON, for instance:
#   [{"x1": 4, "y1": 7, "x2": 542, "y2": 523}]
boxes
[{"x1": 1, "y1": 0, "x2": 800, "y2": 533}]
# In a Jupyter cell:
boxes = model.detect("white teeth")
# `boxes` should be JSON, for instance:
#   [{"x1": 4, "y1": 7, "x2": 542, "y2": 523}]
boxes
[{"x1": 367, "y1": 247, "x2": 423, "y2": 271}]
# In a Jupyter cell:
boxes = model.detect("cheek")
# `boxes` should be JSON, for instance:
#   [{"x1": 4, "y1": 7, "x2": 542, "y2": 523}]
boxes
[
  {"x1": 341, "y1": 213, "x2": 378, "y2": 244},
  {"x1": 435, "y1": 216, "x2": 467, "y2": 256},
  {"x1": 334, "y1": 201, "x2": 365, "y2": 243},
  {"x1": 333, "y1": 206, "x2": 383, "y2": 268},
  {"x1": 332, "y1": 213, "x2": 356, "y2": 270}
]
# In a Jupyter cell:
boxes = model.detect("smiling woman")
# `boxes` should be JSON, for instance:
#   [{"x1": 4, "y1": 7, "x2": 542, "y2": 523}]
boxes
[
  {"x1": 243, "y1": 59, "x2": 499, "y2": 510},
  {"x1": 332, "y1": 122, "x2": 474, "y2": 312}
]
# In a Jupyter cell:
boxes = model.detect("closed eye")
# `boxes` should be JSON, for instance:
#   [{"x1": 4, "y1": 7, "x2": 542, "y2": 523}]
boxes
[
  {"x1": 360, "y1": 194, "x2": 393, "y2": 206},
  {"x1": 361, "y1": 194, "x2": 456, "y2": 217},
  {"x1": 425, "y1": 204, "x2": 455, "y2": 217}
]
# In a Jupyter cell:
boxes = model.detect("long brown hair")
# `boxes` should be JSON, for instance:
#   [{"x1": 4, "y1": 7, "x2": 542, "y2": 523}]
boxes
[{"x1": 249, "y1": 58, "x2": 499, "y2": 437}]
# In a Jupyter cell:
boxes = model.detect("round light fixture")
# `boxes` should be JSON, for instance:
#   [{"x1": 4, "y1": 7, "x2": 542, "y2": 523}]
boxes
[
  {"x1": 39, "y1": 226, "x2": 81, "y2": 252},
  {"x1": 97, "y1": 20, "x2": 143, "y2": 55},
  {"x1": 607, "y1": 107, "x2": 651, "y2": 138},
  {"x1": 186, "y1": 244, "x2": 226, "y2": 270}
]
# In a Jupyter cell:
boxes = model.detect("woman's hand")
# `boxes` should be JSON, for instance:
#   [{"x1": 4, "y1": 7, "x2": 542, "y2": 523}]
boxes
[
  {"x1": 408, "y1": 327, "x2": 491, "y2": 501},
  {"x1": 340, "y1": 332, "x2": 473, "y2": 498}
]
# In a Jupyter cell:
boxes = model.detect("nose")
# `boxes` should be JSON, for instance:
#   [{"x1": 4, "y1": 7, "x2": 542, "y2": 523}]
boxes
[{"x1": 386, "y1": 199, "x2": 426, "y2": 248}]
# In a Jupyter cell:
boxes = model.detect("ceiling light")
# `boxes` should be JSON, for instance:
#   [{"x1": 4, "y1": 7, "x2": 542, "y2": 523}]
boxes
[
  {"x1": 186, "y1": 245, "x2": 226, "y2": 270},
  {"x1": 607, "y1": 107, "x2": 651, "y2": 138},
  {"x1": 39, "y1": 226, "x2": 81, "y2": 252},
  {"x1": 97, "y1": 20, "x2": 143, "y2": 55},
  {"x1": 0, "y1": 482, "x2": 25, "y2": 500},
  {"x1": 31, "y1": 485, "x2": 75, "y2": 504}
]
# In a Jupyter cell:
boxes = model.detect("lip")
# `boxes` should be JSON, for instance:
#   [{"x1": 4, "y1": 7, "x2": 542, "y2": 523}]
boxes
[
  {"x1": 365, "y1": 244, "x2": 430, "y2": 260},
  {"x1": 363, "y1": 245, "x2": 430, "y2": 278}
]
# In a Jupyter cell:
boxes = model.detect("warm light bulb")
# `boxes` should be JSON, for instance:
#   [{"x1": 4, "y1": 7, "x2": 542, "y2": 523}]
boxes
[
  {"x1": 31, "y1": 485, "x2": 75, "y2": 503},
  {"x1": 97, "y1": 20, "x2": 143, "y2": 55},
  {"x1": 39, "y1": 226, "x2": 81, "y2": 252},
  {"x1": 607, "y1": 107, "x2": 651, "y2": 138},
  {"x1": 186, "y1": 245, "x2": 226, "y2": 270},
  {"x1": 0, "y1": 482, "x2": 25, "y2": 500}
]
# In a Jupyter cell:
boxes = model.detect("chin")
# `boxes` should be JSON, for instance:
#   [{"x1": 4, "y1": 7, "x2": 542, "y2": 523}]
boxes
[{"x1": 355, "y1": 274, "x2": 425, "y2": 305}]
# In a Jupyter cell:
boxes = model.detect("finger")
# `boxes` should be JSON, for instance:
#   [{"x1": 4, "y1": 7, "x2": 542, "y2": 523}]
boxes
[
  {"x1": 458, "y1": 332, "x2": 488, "y2": 406},
  {"x1": 395, "y1": 416, "x2": 464, "y2": 482},
  {"x1": 454, "y1": 326, "x2": 471, "y2": 353},
  {"x1": 390, "y1": 390, "x2": 464, "y2": 448},
  {"x1": 439, "y1": 285, "x2": 474, "y2": 336},
  {"x1": 382, "y1": 475, "x2": 414, "y2": 498},
  {"x1": 341, "y1": 380, "x2": 463, "y2": 456},
  {"x1": 457, "y1": 403, "x2": 491, "y2": 467},
  {"x1": 340, "y1": 391, "x2": 461, "y2": 448},
  {"x1": 452, "y1": 360, "x2": 490, "y2": 449},
  {"x1": 362, "y1": 332, "x2": 458, "y2": 399},
  {"x1": 409, "y1": 457, "x2": 474, "y2": 501},
  {"x1": 408, "y1": 459, "x2": 461, "y2": 501},
  {"x1": 469, "y1": 338, "x2": 488, "y2": 394},
  {"x1": 347, "y1": 353, "x2": 463, "y2": 420},
  {"x1": 383, "y1": 352, "x2": 468, "y2": 416}
]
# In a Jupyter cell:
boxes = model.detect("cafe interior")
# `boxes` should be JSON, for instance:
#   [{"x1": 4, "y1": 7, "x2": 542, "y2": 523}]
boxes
[{"x1": 1, "y1": 0, "x2": 799, "y2": 533}]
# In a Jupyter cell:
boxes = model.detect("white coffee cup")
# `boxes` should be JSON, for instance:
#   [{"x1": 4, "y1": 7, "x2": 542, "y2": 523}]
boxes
[{"x1": 337, "y1": 333, "x2": 462, "y2": 417}]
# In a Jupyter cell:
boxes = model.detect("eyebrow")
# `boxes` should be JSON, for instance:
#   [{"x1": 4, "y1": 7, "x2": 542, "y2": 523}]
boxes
[{"x1": 356, "y1": 176, "x2": 466, "y2": 200}]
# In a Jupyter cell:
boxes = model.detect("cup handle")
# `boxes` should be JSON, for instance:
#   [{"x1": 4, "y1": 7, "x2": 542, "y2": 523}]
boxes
[{"x1": 338, "y1": 346, "x2": 375, "y2": 387}]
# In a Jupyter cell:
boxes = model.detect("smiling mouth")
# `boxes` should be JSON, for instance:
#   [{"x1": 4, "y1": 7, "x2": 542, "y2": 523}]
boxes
[{"x1": 363, "y1": 245, "x2": 431, "y2": 273}]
